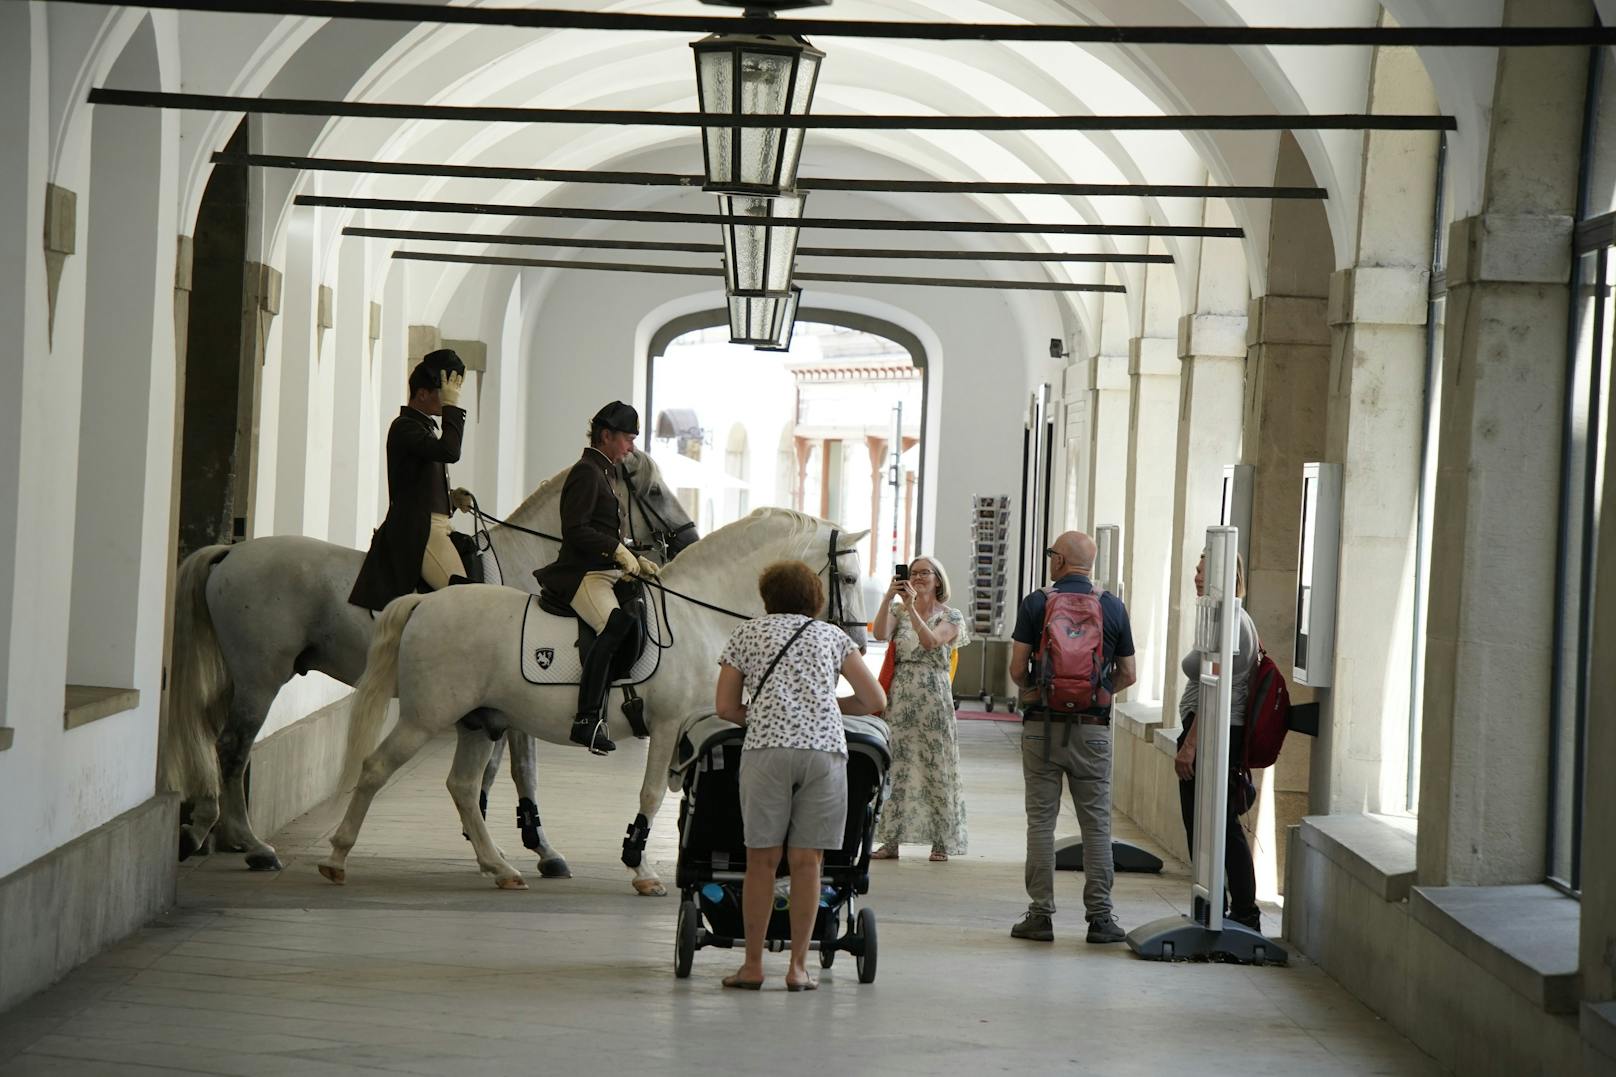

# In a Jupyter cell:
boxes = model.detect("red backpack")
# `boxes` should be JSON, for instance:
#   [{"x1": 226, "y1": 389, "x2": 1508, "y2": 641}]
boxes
[
  {"x1": 1034, "y1": 588, "x2": 1110, "y2": 713},
  {"x1": 1243, "y1": 643, "x2": 1292, "y2": 768}
]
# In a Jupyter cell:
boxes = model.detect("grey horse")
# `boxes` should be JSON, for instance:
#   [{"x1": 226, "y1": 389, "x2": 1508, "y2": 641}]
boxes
[{"x1": 162, "y1": 449, "x2": 697, "y2": 872}]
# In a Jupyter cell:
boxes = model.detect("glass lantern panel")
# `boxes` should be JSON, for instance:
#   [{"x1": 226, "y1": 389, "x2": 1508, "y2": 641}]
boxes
[
  {"x1": 777, "y1": 50, "x2": 821, "y2": 189},
  {"x1": 738, "y1": 51, "x2": 791, "y2": 187},
  {"x1": 697, "y1": 48, "x2": 736, "y2": 187}
]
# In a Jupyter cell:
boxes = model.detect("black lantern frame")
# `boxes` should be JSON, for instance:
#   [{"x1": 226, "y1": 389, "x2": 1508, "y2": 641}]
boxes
[
  {"x1": 728, "y1": 290, "x2": 793, "y2": 346},
  {"x1": 755, "y1": 285, "x2": 803, "y2": 351},
  {"x1": 692, "y1": 30, "x2": 824, "y2": 196},
  {"x1": 718, "y1": 191, "x2": 805, "y2": 297}
]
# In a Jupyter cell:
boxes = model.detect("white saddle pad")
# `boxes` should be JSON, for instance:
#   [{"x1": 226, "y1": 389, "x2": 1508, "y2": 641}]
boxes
[{"x1": 519, "y1": 595, "x2": 662, "y2": 686}]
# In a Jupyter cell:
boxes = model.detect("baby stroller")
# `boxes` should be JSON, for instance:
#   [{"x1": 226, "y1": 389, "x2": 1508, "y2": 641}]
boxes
[{"x1": 670, "y1": 714, "x2": 892, "y2": 983}]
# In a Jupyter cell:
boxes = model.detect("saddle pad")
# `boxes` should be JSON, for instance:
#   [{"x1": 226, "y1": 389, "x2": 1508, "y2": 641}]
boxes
[{"x1": 519, "y1": 594, "x2": 661, "y2": 687}]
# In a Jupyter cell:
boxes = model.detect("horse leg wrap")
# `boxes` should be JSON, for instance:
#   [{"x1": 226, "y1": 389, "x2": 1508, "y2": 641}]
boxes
[
  {"x1": 478, "y1": 789, "x2": 489, "y2": 820},
  {"x1": 622, "y1": 812, "x2": 650, "y2": 869},
  {"x1": 621, "y1": 686, "x2": 649, "y2": 739},
  {"x1": 516, "y1": 797, "x2": 542, "y2": 851}
]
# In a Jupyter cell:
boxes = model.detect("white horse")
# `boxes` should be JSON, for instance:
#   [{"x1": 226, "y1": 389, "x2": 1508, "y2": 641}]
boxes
[
  {"x1": 163, "y1": 449, "x2": 696, "y2": 872},
  {"x1": 319, "y1": 508, "x2": 869, "y2": 894}
]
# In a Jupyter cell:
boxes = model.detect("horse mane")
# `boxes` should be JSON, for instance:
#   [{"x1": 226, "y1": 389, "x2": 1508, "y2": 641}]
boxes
[{"x1": 668, "y1": 506, "x2": 826, "y2": 572}]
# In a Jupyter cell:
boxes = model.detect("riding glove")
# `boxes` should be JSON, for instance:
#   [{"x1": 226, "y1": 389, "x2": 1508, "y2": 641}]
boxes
[
  {"x1": 440, "y1": 371, "x2": 465, "y2": 407},
  {"x1": 635, "y1": 555, "x2": 661, "y2": 578},
  {"x1": 612, "y1": 544, "x2": 639, "y2": 575}
]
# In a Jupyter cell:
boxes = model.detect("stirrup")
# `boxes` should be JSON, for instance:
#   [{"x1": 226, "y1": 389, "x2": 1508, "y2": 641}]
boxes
[{"x1": 570, "y1": 717, "x2": 615, "y2": 755}]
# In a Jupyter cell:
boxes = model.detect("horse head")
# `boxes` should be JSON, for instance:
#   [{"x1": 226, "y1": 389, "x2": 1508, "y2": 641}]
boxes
[
  {"x1": 823, "y1": 524, "x2": 871, "y2": 653},
  {"x1": 619, "y1": 449, "x2": 700, "y2": 561}
]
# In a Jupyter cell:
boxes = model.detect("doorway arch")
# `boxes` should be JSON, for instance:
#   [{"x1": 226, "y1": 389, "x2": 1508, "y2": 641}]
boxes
[{"x1": 645, "y1": 307, "x2": 932, "y2": 553}]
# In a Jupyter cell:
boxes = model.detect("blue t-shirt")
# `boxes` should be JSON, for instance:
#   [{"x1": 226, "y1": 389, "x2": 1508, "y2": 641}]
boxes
[{"x1": 1011, "y1": 574, "x2": 1135, "y2": 715}]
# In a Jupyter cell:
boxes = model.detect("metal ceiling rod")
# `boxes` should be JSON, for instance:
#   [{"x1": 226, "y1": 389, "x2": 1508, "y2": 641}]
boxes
[
  {"x1": 341, "y1": 226, "x2": 1177, "y2": 264},
  {"x1": 94, "y1": 89, "x2": 1455, "y2": 132},
  {"x1": 297, "y1": 194, "x2": 1243, "y2": 238},
  {"x1": 389, "y1": 249, "x2": 1126, "y2": 293},
  {"x1": 222, "y1": 151, "x2": 1328, "y2": 200},
  {"x1": 47, "y1": 0, "x2": 1616, "y2": 47}
]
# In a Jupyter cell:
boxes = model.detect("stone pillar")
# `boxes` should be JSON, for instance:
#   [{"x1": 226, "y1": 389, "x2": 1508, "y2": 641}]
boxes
[
  {"x1": 1417, "y1": 3, "x2": 1588, "y2": 886},
  {"x1": 1085, "y1": 282, "x2": 1132, "y2": 535},
  {"x1": 865, "y1": 436, "x2": 885, "y2": 575},
  {"x1": 1315, "y1": 37, "x2": 1442, "y2": 816},
  {"x1": 1122, "y1": 257, "x2": 1181, "y2": 702},
  {"x1": 1161, "y1": 314, "x2": 1247, "y2": 721},
  {"x1": 43, "y1": 184, "x2": 75, "y2": 349}
]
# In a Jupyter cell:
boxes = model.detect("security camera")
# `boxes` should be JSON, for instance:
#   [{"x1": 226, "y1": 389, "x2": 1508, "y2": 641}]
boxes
[{"x1": 1049, "y1": 338, "x2": 1070, "y2": 360}]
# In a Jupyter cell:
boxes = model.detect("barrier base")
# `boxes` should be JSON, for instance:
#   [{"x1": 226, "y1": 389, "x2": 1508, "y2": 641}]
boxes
[
  {"x1": 1054, "y1": 838, "x2": 1164, "y2": 874},
  {"x1": 1124, "y1": 914, "x2": 1288, "y2": 965}
]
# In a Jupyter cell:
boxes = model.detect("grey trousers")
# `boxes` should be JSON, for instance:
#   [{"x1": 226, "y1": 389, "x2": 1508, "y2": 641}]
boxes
[{"x1": 1021, "y1": 719, "x2": 1114, "y2": 921}]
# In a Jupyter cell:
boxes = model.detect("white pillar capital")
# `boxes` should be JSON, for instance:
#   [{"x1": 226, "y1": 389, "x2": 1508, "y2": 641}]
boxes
[
  {"x1": 1328, "y1": 265, "x2": 1430, "y2": 328},
  {"x1": 1176, "y1": 313, "x2": 1248, "y2": 360},
  {"x1": 1446, "y1": 212, "x2": 1574, "y2": 288}
]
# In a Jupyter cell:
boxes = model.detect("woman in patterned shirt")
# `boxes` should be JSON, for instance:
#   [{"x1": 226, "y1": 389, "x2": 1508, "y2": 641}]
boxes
[{"x1": 715, "y1": 560, "x2": 886, "y2": 991}]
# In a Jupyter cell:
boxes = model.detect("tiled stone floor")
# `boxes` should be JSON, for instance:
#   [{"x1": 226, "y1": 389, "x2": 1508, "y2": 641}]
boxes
[{"x1": 0, "y1": 720, "x2": 1441, "y2": 1076}]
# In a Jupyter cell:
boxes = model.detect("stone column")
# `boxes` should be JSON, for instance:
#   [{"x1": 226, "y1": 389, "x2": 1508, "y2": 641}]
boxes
[
  {"x1": 1161, "y1": 314, "x2": 1247, "y2": 722},
  {"x1": 1085, "y1": 283, "x2": 1132, "y2": 534},
  {"x1": 1417, "y1": 2, "x2": 1588, "y2": 886},
  {"x1": 865, "y1": 436, "x2": 886, "y2": 575},
  {"x1": 1122, "y1": 258, "x2": 1181, "y2": 703},
  {"x1": 1315, "y1": 36, "x2": 1442, "y2": 816}
]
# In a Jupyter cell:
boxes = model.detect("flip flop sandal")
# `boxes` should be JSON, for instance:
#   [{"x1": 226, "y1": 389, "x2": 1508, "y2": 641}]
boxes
[
  {"x1": 871, "y1": 845, "x2": 899, "y2": 860},
  {"x1": 929, "y1": 849, "x2": 949, "y2": 862},
  {"x1": 722, "y1": 974, "x2": 763, "y2": 990},
  {"x1": 785, "y1": 978, "x2": 819, "y2": 992}
]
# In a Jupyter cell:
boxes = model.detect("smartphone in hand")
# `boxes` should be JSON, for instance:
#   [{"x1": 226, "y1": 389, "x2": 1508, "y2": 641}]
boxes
[{"x1": 893, "y1": 563, "x2": 909, "y2": 581}]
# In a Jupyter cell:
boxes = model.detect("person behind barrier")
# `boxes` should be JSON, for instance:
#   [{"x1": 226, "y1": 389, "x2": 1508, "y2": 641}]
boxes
[
  {"x1": 1174, "y1": 550, "x2": 1262, "y2": 932},
  {"x1": 870, "y1": 555, "x2": 969, "y2": 862},
  {"x1": 715, "y1": 560, "x2": 886, "y2": 992},
  {"x1": 533, "y1": 400, "x2": 661, "y2": 755},
  {"x1": 349, "y1": 349, "x2": 470, "y2": 612},
  {"x1": 1007, "y1": 530, "x2": 1136, "y2": 945}
]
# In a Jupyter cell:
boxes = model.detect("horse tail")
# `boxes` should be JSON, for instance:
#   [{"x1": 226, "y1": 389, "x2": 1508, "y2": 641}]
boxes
[
  {"x1": 344, "y1": 592, "x2": 427, "y2": 785},
  {"x1": 162, "y1": 545, "x2": 234, "y2": 802}
]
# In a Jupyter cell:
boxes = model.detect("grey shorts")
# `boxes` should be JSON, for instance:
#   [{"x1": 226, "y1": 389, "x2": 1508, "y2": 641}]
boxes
[{"x1": 738, "y1": 748, "x2": 849, "y2": 850}]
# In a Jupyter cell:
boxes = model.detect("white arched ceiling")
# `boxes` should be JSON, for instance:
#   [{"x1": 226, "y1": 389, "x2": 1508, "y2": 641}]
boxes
[{"x1": 57, "y1": 0, "x2": 1514, "y2": 338}]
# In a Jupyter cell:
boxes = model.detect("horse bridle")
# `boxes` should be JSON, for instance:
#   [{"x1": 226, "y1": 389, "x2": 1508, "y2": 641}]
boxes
[
  {"x1": 619, "y1": 458, "x2": 698, "y2": 561},
  {"x1": 821, "y1": 528, "x2": 866, "y2": 632}
]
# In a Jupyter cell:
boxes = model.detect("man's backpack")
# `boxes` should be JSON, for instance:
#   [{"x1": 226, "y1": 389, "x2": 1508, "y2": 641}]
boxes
[
  {"x1": 1242, "y1": 644, "x2": 1292, "y2": 768},
  {"x1": 1033, "y1": 587, "x2": 1110, "y2": 714}
]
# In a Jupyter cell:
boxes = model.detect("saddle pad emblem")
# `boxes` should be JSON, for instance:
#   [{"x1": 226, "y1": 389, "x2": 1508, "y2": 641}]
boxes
[{"x1": 532, "y1": 647, "x2": 554, "y2": 670}]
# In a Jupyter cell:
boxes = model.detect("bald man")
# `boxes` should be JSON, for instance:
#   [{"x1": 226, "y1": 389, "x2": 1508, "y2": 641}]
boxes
[{"x1": 1007, "y1": 530, "x2": 1137, "y2": 944}]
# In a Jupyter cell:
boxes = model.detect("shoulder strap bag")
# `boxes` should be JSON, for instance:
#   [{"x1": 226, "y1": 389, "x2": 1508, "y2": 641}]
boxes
[{"x1": 749, "y1": 617, "x2": 815, "y2": 705}]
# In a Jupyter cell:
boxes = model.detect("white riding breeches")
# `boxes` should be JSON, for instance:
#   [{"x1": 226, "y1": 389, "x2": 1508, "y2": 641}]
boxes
[{"x1": 421, "y1": 513, "x2": 465, "y2": 591}]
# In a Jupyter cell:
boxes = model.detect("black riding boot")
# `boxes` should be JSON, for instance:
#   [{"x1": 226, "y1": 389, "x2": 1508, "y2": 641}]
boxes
[{"x1": 569, "y1": 608, "x2": 635, "y2": 755}]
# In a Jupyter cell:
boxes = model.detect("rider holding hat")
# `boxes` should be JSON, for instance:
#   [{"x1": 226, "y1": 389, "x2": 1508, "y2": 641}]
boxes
[
  {"x1": 535, "y1": 401, "x2": 661, "y2": 754},
  {"x1": 350, "y1": 349, "x2": 470, "y2": 611}
]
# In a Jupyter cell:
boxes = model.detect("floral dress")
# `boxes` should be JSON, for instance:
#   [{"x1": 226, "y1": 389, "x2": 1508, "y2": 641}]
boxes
[{"x1": 875, "y1": 602, "x2": 970, "y2": 854}]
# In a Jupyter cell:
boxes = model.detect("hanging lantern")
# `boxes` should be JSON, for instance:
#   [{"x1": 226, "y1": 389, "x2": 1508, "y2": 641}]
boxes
[
  {"x1": 692, "y1": 29, "x2": 824, "y2": 196},
  {"x1": 728, "y1": 291, "x2": 792, "y2": 347},
  {"x1": 718, "y1": 191, "x2": 805, "y2": 298},
  {"x1": 755, "y1": 285, "x2": 802, "y2": 351}
]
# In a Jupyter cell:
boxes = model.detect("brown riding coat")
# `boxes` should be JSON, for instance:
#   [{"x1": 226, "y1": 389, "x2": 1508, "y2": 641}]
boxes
[
  {"x1": 533, "y1": 447, "x2": 625, "y2": 602},
  {"x1": 348, "y1": 405, "x2": 465, "y2": 611}
]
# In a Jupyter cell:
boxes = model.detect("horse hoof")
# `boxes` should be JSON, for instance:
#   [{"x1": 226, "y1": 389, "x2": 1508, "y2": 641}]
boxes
[
  {"x1": 245, "y1": 852, "x2": 283, "y2": 872},
  {"x1": 317, "y1": 863, "x2": 346, "y2": 885},
  {"x1": 538, "y1": 857, "x2": 572, "y2": 879},
  {"x1": 632, "y1": 878, "x2": 667, "y2": 897},
  {"x1": 178, "y1": 832, "x2": 198, "y2": 862},
  {"x1": 496, "y1": 876, "x2": 528, "y2": 891}
]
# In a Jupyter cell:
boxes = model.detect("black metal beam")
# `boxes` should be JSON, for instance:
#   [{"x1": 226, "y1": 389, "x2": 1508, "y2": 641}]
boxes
[
  {"x1": 94, "y1": 89, "x2": 1455, "y2": 132},
  {"x1": 341, "y1": 225, "x2": 1175, "y2": 264},
  {"x1": 222, "y1": 151, "x2": 1327, "y2": 200},
  {"x1": 46, "y1": 0, "x2": 1616, "y2": 47},
  {"x1": 298, "y1": 194, "x2": 1242, "y2": 238},
  {"x1": 389, "y1": 249, "x2": 1125, "y2": 293}
]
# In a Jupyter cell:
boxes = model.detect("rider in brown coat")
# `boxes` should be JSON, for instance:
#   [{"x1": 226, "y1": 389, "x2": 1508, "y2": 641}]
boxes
[
  {"x1": 534, "y1": 401, "x2": 660, "y2": 754},
  {"x1": 349, "y1": 350, "x2": 469, "y2": 611}
]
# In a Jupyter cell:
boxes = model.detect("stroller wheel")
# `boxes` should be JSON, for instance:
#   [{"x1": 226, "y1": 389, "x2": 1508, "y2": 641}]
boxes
[
  {"x1": 855, "y1": 908, "x2": 878, "y2": 984},
  {"x1": 675, "y1": 899, "x2": 699, "y2": 978},
  {"x1": 819, "y1": 910, "x2": 839, "y2": 969}
]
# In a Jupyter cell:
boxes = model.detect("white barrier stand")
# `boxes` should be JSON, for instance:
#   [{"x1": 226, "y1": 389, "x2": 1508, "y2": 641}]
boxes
[{"x1": 1124, "y1": 526, "x2": 1286, "y2": 964}]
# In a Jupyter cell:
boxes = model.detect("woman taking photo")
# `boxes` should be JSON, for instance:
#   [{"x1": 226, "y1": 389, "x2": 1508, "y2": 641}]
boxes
[
  {"x1": 1174, "y1": 550, "x2": 1262, "y2": 931},
  {"x1": 870, "y1": 555, "x2": 969, "y2": 862}
]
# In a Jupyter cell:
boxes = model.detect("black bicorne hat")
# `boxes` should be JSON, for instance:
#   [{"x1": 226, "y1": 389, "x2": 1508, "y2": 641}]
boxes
[
  {"x1": 591, "y1": 400, "x2": 640, "y2": 436},
  {"x1": 421, "y1": 348, "x2": 466, "y2": 379}
]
